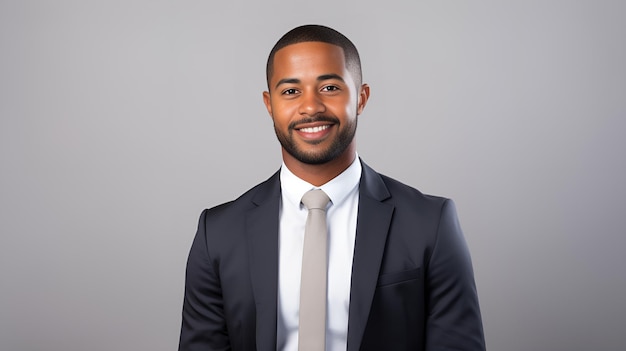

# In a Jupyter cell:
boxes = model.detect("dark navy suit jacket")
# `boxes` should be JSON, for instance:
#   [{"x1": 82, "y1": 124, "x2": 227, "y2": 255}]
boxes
[{"x1": 179, "y1": 160, "x2": 485, "y2": 350}]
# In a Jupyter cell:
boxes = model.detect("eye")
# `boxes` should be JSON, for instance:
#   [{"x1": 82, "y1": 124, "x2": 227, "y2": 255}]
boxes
[
  {"x1": 282, "y1": 88, "x2": 299, "y2": 95},
  {"x1": 321, "y1": 85, "x2": 339, "y2": 92}
]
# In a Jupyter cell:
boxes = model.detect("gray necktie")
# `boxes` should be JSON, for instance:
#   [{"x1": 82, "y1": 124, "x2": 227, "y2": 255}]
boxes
[{"x1": 298, "y1": 189, "x2": 331, "y2": 351}]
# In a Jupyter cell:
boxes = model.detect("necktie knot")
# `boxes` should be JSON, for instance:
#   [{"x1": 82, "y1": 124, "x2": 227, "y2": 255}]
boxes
[{"x1": 301, "y1": 189, "x2": 330, "y2": 211}]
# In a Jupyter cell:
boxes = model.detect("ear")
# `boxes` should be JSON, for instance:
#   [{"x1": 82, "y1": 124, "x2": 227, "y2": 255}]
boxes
[
  {"x1": 356, "y1": 83, "x2": 370, "y2": 115},
  {"x1": 262, "y1": 91, "x2": 273, "y2": 117}
]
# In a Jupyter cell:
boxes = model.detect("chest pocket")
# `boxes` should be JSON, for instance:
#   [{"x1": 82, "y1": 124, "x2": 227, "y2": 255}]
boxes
[{"x1": 376, "y1": 267, "x2": 421, "y2": 287}]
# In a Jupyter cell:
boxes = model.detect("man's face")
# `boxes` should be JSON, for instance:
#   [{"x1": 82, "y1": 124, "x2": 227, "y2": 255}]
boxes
[{"x1": 263, "y1": 41, "x2": 368, "y2": 165}]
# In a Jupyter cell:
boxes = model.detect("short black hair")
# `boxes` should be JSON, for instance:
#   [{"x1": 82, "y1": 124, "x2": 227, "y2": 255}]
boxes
[{"x1": 266, "y1": 24, "x2": 362, "y2": 89}]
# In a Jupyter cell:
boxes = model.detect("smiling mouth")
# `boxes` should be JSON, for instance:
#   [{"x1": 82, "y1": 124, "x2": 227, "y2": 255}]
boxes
[{"x1": 298, "y1": 125, "x2": 331, "y2": 133}]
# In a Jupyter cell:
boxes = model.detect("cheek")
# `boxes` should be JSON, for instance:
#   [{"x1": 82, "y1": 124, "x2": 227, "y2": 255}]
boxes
[
  {"x1": 272, "y1": 100, "x2": 296, "y2": 115},
  {"x1": 344, "y1": 93, "x2": 358, "y2": 112},
  {"x1": 270, "y1": 104, "x2": 294, "y2": 126},
  {"x1": 339, "y1": 97, "x2": 357, "y2": 117}
]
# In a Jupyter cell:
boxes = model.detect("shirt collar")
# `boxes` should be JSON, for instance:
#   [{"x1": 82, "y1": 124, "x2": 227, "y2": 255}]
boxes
[{"x1": 280, "y1": 154, "x2": 362, "y2": 210}]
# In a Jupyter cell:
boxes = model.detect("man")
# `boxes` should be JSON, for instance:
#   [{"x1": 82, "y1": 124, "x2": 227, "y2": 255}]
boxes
[{"x1": 179, "y1": 24, "x2": 485, "y2": 351}]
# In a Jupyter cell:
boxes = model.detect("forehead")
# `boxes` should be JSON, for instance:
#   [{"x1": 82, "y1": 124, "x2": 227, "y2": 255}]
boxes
[{"x1": 271, "y1": 41, "x2": 349, "y2": 81}]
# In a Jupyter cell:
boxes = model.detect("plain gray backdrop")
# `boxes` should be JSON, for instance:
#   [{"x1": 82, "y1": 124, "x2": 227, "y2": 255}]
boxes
[{"x1": 1, "y1": 1, "x2": 625, "y2": 350}]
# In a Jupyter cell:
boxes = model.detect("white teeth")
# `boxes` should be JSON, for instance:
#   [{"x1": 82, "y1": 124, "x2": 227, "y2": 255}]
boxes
[{"x1": 300, "y1": 125, "x2": 330, "y2": 133}]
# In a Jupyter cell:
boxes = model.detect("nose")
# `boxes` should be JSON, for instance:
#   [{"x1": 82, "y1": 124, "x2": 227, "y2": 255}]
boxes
[{"x1": 298, "y1": 90, "x2": 326, "y2": 117}]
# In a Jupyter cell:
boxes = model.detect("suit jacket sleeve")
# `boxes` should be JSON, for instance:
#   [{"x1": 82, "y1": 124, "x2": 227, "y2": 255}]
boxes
[
  {"x1": 425, "y1": 199, "x2": 485, "y2": 350},
  {"x1": 179, "y1": 209, "x2": 231, "y2": 351}
]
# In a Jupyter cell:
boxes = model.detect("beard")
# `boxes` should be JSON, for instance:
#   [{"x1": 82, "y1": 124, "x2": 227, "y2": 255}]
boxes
[{"x1": 273, "y1": 115, "x2": 357, "y2": 165}]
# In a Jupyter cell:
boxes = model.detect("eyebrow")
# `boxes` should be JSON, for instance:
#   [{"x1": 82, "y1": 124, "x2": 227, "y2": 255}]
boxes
[
  {"x1": 274, "y1": 73, "x2": 345, "y2": 90},
  {"x1": 275, "y1": 78, "x2": 300, "y2": 89},
  {"x1": 317, "y1": 73, "x2": 345, "y2": 83}
]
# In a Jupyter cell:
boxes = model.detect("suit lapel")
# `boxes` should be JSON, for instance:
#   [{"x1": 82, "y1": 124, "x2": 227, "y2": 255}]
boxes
[
  {"x1": 347, "y1": 161, "x2": 394, "y2": 351},
  {"x1": 246, "y1": 172, "x2": 281, "y2": 351}
]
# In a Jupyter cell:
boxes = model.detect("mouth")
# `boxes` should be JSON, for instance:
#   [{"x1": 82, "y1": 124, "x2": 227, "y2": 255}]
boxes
[
  {"x1": 294, "y1": 122, "x2": 334, "y2": 141},
  {"x1": 298, "y1": 124, "x2": 331, "y2": 133}
]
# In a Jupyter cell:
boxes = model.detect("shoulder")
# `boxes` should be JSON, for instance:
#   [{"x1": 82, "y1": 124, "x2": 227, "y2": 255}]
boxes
[
  {"x1": 360, "y1": 161, "x2": 461, "y2": 245},
  {"x1": 200, "y1": 170, "x2": 280, "y2": 223},
  {"x1": 380, "y1": 173, "x2": 447, "y2": 204},
  {"x1": 362, "y1": 163, "x2": 469, "y2": 264},
  {"x1": 361, "y1": 160, "x2": 450, "y2": 213},
  {"x1": 379, "y1": 172, "x2": 454, "y2": 223}
]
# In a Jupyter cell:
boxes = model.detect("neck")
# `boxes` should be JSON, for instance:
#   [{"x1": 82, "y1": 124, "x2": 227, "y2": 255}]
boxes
[{"x1": 282, "y1": 145, "x2": 356, "y2": 187}]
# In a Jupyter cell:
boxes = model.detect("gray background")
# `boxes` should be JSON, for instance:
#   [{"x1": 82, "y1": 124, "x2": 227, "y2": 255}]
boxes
[{"x1": 1, "y1": 1, "x2": 625, "y2": 350}]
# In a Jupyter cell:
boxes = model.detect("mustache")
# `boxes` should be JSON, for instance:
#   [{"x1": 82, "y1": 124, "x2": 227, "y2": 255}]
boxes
[{"x1": 289, "y1": 115, "x2": 340, "y2": 130}]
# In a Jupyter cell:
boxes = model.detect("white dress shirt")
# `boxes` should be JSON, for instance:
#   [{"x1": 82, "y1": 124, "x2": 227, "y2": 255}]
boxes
[{"x1": 276, "y1": 156, "x2": 361, "y2": 351}]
